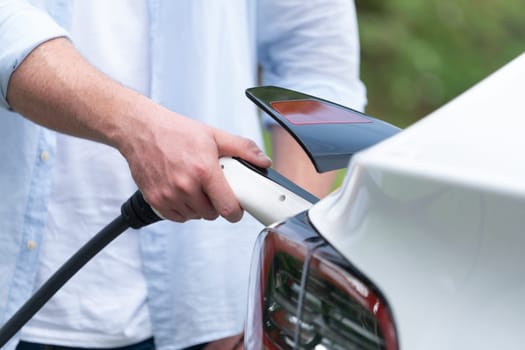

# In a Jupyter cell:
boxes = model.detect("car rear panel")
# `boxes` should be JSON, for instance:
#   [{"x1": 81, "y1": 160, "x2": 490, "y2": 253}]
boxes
[{"x1": 309, "y1": 53, "x2": 525, "y2": 349}]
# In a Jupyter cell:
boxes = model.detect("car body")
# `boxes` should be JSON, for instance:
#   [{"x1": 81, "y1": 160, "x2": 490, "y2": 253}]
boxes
[{"x1": 243, "y1": 53, "x2": 525, "y2": 349}]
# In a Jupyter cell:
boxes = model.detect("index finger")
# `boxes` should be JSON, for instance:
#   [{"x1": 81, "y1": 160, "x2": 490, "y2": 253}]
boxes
[{"x1": 213, "y1": 129, "x2": 272, "y2": 169}]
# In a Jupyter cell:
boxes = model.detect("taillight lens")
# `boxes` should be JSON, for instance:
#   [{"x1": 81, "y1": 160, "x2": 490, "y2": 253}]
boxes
[{"x1": 245, "y1": 213, "x2": 397, "y2": 350}]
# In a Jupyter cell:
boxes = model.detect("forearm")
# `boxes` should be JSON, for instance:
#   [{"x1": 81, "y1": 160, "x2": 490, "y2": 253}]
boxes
[
  {"x1": 6, "y1": 37, "x2": 155, "y2": 153},
  {"x1": 270, "y1": 126, "x2": 337, "y2": 198}
]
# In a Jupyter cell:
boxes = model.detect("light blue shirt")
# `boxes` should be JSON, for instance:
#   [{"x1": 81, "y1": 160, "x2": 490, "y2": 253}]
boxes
[{"x1": 0, "y1": 0, "x2": 366, "y2": 349}]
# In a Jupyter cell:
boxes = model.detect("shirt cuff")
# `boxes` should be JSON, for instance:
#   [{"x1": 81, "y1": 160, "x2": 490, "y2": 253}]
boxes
[{"x1": 0, "y1": 3, "x2": 69, "y2": 109}]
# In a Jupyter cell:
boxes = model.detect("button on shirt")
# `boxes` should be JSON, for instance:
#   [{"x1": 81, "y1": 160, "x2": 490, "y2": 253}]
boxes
[{"x1": 0, "y1": 1, "x2": 366, "y2": 349}]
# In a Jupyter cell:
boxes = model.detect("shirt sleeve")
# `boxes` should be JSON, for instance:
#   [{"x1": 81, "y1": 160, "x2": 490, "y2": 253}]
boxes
[
  {"x1": 257, "y1": 0, "x2": 367, "y2": 128},
  {"x1": 0, "y1": 0, "x2": 69, "y2": 109}
]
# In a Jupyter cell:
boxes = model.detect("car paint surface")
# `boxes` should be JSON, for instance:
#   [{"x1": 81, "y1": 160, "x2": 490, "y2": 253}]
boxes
[{"x1": 309, "y1": 53, "x2": 525, "y2": 349}]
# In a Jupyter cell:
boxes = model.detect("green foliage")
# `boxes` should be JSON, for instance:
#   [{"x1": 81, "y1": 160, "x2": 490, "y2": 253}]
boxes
[{"x1": 356, "y1": 0, "x2": 525, "y2": 127}]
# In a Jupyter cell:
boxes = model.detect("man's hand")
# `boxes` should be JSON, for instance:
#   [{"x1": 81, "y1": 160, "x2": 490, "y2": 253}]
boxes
[
  {"x1": 120, "y1": 107, "x2": 271, "y2": 222},
  {"x1": 7, "y1": 37, "x2": 271, "y2": 223}
]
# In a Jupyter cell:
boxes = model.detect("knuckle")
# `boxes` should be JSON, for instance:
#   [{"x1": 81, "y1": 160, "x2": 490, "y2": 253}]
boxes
[
  {"x1": 173, "y1": 176, "x2": 194, "y2": 196},
  {"x1": 193, "y1": 163, "x2": 212, "y2": 182},
  {"x1": 157, "y1": 188, "x2": 174, "y2": 206}
]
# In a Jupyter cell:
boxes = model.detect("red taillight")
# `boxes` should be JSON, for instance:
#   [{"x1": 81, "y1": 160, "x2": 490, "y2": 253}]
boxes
[
  {"x1": 306, "y1": 246, "x2": 398, "y2": 350},
  {"x1": 245, "y1": 215, "x2": 398, "y2": 350}
]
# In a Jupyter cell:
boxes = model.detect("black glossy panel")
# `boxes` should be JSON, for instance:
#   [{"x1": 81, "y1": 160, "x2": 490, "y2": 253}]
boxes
[
  {"x1": 246, "y1": 86, "x2": 401, "y2": 173},
  {"x1": 234, "y1": 157, "x2": 319, "y2": 204}
]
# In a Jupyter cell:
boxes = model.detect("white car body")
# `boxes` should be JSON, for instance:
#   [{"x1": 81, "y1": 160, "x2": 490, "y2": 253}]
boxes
[{"x1": 309, "y1": 53, "x2": 525, "y2": 349}]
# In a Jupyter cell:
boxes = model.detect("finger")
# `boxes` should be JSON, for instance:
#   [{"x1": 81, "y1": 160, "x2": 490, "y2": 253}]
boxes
[
  {"x1": 184, "y1": 189, "x2": 219, "y2": 221},
  {"x1": 179, "y1": 204, "x2": 200, "y2": 221},
  {"x1": 213, "y1": 129, "x2": 272, "y2": 168},
  {"x1": 163, "y1": 208, "x2": 187, "y2": 223},
  {"x1": 162, "y1": 192, "x2": 217, "y2": 222},
  {"x1": 198, "y1": 190, "x2": 220, "y2": 221},
  {"x1": 202, "y1": 163, "x2": 243, "y2": 223},
  {"x1": 145, "y1": 188, "x2": 203, "y2": 222}
]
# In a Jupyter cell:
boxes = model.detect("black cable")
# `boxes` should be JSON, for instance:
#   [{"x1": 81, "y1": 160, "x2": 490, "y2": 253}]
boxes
[{"x1": 0, "y1": 191, "x2": 161, "y2": 348}]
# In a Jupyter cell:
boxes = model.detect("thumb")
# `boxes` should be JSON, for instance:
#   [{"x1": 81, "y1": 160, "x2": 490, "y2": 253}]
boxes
[{"x1": 214, "y1": 129, "x2": 272, "y2": 168}]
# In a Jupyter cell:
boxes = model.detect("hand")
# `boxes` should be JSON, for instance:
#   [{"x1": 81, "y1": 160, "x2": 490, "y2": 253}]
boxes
[{"x1": 120, "y1": 105, "x2": 272, "y2": 223}]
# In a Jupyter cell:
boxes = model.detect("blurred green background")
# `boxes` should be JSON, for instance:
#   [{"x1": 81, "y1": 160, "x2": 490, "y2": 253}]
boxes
[
  {"x1": 264, "y1": 1, "x2": 525, "y2": 189},
  {"x1": 356, "y1": 0, "x2": 525, "y2": 128}
]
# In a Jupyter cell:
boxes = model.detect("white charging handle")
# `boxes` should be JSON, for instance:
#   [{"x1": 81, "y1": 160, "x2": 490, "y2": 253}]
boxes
[{"x1": 220, "y1": 157, "x2": 316, "y2": 226}]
